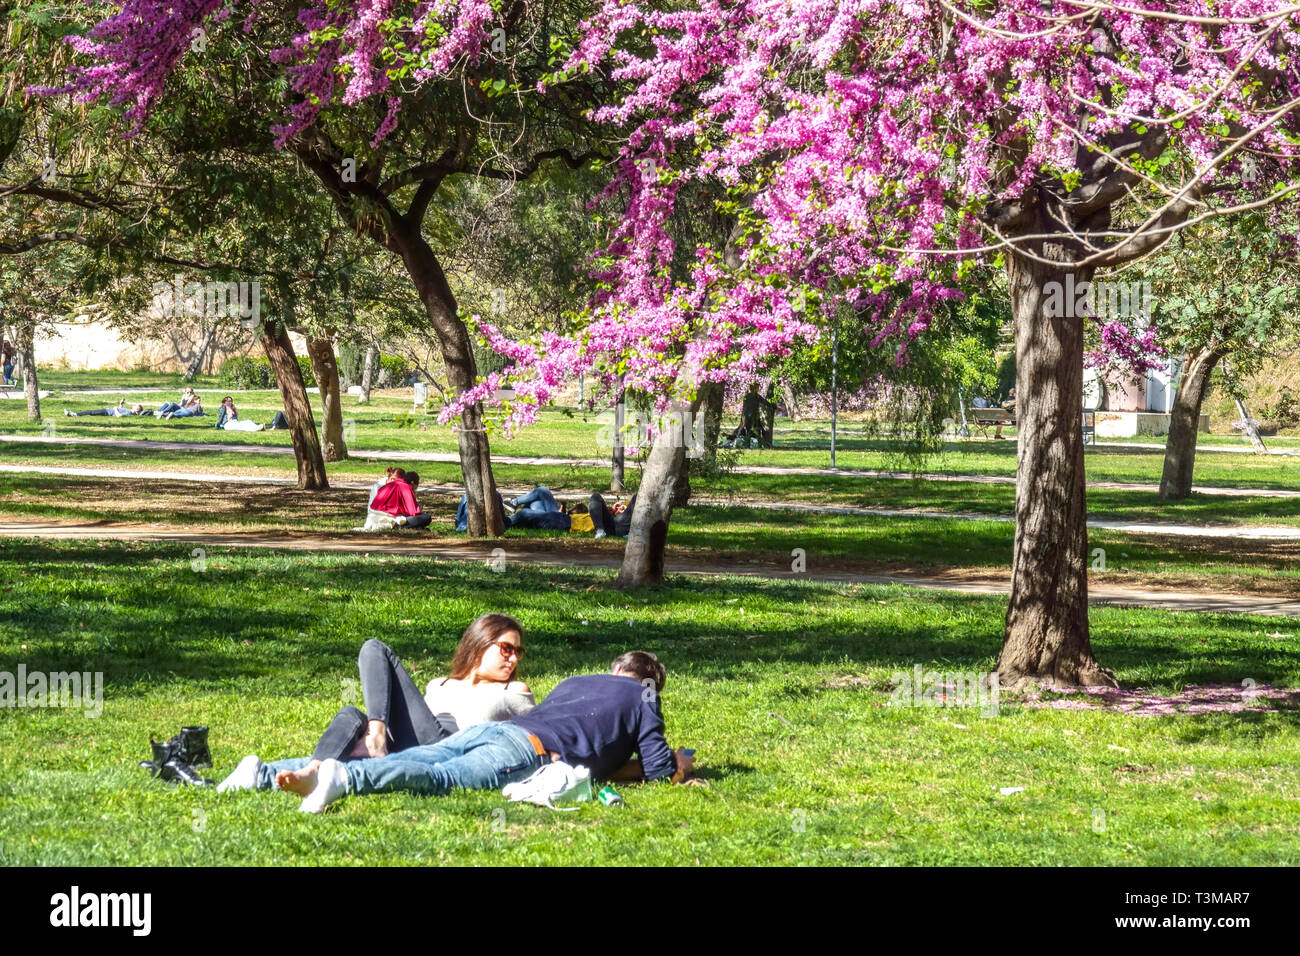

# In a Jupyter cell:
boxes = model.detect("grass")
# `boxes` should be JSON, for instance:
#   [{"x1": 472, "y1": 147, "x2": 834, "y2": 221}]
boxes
[
  {"x1": 10, "y1": 393, "x2": 1300, "y2": 489},
  {"x1": 2, "y1": 471, "x2": 1298, "y2": 594},
  {"x1": 1, "y1": 539, "x2": 1298, "y2": 866}
]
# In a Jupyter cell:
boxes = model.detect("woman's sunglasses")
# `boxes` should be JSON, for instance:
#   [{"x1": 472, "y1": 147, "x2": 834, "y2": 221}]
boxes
[{"x1": 490, "y1": 640, "x2": 525, "y2": 659}]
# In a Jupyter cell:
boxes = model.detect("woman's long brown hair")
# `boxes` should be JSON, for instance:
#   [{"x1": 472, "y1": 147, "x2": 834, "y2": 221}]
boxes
[{"x1": 448, "y1": 613, "x2": 524, "y2": 682}]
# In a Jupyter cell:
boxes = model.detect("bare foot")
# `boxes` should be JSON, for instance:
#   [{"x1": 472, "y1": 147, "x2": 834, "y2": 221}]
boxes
[
  {"x1": 275, "y1": 760, "x2": 322, "y2": 795},
  {"x1": 364, "y1": 720, "x2": 389, "y2": 758}
]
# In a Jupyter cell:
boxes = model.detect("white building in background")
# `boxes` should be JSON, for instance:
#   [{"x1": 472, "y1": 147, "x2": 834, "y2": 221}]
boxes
[{"x1": 1083, "y1": 358, "x2": 1209, "y2": 437}]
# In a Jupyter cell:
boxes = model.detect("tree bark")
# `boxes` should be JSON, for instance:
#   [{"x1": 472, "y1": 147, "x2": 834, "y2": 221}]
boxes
[
  {"x1": 617, "y1": 398, "x2": 702, "y2": 588},
  {"x1": 671, "y1": 452, "x2": 692, "y2": 507},
  {"x1": 1235, "y1": 398, "x2": 1267, "y2": 453},
  {"x1": 996, "y1": 254, "x2": 1115, "y2": 689},
  {"x1": 306, "y1": 335, "x2": 348, "y2": 462},
  {"x1": 184, "y1": 323, "x2": 218, "y2": 381},
  {"x1": 692, "y1": 380, "x2": 726, "y2": 471},
  {"x1": 612, "y1": 383, "x2": 626, "y2": 492},
  {"x1": 19, "y1": 321, "x2": 39, "y2": 421},
  {"x1": 261, "y1": 319, "x2": 328, "y2": 490},
  {"x1": 358, "y1": 344, "x2": 378, "y2": 403},
  {"x1": 780, "y1": 377, "x2": 801, "y2": 422},
  {"x1": 394, "y1": 232, "x2": 503, "y2": 536},
  {"x1": 1159, "y1": 346, "x2": 1223, "y2": 500}
]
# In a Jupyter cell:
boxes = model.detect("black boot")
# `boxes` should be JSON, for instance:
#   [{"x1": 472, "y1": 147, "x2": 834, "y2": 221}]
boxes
[
  {"x1": 177, "y1": 726, "x2": 212, "y2": 768},
  {"x1": 138, "y1": 739, "x2": 176, "y2": 777},
  {"x1": 159, "y1": 758, "x2": 213, "y2": 787}
]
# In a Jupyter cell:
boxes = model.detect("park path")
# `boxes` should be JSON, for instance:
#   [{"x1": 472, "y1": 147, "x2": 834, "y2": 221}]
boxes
[
  {"x1": 3, "y1": 517, "x2": 1298, "y2": 618},
  {"x1": 4, "y1": 461, "x2": 1300, "y2": 539},
  {"x1": 4, "y1": 432, "x2": 1300, "y2": 499}
]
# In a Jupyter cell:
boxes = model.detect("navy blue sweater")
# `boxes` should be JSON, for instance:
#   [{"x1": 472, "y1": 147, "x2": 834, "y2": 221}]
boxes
[{"x1": 510, "y1": 674, "x2": 676, "y2": 782}]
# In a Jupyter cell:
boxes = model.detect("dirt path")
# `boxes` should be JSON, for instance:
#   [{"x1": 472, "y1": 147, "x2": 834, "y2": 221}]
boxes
[
  {"x1": 4, "y1": 432, "x2": 1299, "y2": 499},
  {"x1": 4, "y1": 518, "x2": 1299, "y2": 618},
  {"x1": 4, "y1": 461, "x2": 1299, "y2": 540}
]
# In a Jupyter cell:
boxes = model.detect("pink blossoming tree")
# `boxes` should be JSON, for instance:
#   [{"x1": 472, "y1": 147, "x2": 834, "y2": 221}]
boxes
[{"x1": 483, "y1": 0, "x2": 1300, "y2": 684}]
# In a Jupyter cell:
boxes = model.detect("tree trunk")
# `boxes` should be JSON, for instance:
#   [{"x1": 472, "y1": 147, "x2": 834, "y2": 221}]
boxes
[
  {"x1": 395, "y1": 233, "x2": 503, "y2": 536},
  {"x1": 617, "y1": 398, "x2": 702, "y2": 588},
  {"x1": 306, "y1": 335, "x2": 348, "y2": 462},
  {"x1": 1159, "y1": 346, "x2": 1223, "y2": 500},
  {"x1": 996, "y1": 254, "x2": 1115, "y2": 689},
  {"x1": 671, "y1": 452, "x2": 692, "y2": 507},
  {"x1": 780, "y1": 377, "x2": 801, "y2": 422},
  {"x1": 612, "y1": 383, "x2": 626, "y2": 492},
  {"x1": 358, "y1": 344, "x2": 378, "y2": 403},
  {"x1": 692, "y1": 380, "x2": 725, "y2": 471},
  {"x1": 261, "y1": 318, "x2": 328, "y2": 490},
  {"x1": 761, "y1": 381, "x2": 776, "y2": 447},
  {"x1": 1235, "y1": 398, "x2": 1267, "y2": 453},
  {"x1": 184, "y1": 323, "x2": 218, "y2": 381},
  {"x1": 19, "y1": 321, "x2": 38, "y2": 421}
]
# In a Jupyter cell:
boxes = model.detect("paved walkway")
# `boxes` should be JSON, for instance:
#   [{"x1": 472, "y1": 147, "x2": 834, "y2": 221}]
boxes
[
  {"x1": 4, "y1": 432, "x2": 1300, "y2": 500},
  {"x1": 4, "y1": 461, "x2": 1299, "y2": 540},
  {"x1": 3, "y1": 518, "x2": 1297, "y2": 618}
]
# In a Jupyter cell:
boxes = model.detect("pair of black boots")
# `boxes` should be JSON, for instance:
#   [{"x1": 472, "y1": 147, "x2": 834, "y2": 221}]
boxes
[{"x1": 139, "y1": 726, "x2": 213, "y2": 787}]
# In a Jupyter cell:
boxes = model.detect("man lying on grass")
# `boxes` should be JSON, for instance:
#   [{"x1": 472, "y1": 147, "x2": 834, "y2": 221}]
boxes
[{"x1": 219, "y1": 650, "x2": 696, "y2": 812}]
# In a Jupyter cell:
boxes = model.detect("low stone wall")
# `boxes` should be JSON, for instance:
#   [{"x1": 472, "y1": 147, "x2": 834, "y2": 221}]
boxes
[{"x1": 1094, "y1": 411, "x2": 1210, "y2": 438}]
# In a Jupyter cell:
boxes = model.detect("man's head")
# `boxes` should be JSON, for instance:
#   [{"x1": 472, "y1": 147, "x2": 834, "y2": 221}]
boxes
[
  {"x1": 612, "y1": 650, "x2": 665, "y2": 692},
  {"x1": 404, "y1": 471, "x2": 420, "y2": 490}
]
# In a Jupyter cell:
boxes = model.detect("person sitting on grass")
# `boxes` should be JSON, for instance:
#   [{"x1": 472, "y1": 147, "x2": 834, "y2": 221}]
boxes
[
  {"x1": 588, "y1": 492, "x2": 636, "y2": 539},
  {"x1": 221, "y1": 650, "x2": 695, "y2": 813},
  {"x1": 64, "y1": 401, "x2": 150, "y2": 418},
  {"x1": 155, "y1": 387, "x2": 198, "y2": 418},
  {"x1": 219, "y1": 614, "x2": 535, "y2": 796},
  {"x1": 359, "y1": 469, "x2": 431, "y2": 530},
  {"x1": 214, "y1": 396, "x2": 265, "y2": 431}
]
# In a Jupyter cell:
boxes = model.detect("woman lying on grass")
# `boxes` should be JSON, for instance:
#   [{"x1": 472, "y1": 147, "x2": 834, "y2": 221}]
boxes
[{"x1": 219, "y1": 614, "x2": 535, "y2": 792}]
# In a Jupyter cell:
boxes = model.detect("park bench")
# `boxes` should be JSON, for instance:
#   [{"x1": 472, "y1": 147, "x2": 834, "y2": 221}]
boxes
[{"x1": 968, "y1": 406, "x2": 1014, "y2": 439}]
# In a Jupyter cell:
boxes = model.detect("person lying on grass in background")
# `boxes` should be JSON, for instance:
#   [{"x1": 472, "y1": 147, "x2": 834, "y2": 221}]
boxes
[
  {"x1": 219, "y1": 614, "x2": 534, "y2": 795},
  {"x1": 357, "y1": 468, "x2": 432, "y2": 530},
  {"x1": 452, "y1": 487, "x2": 620, "y2": 536},
  {"x1": 64, "y1": 401, "x2": 150, "y2": 417},
  {"x1": 214, "y1": 396, "x2": 265, "y2": 431},
  {"x1": 221, "y1": 650, "x2": 695, "y2": 812}
]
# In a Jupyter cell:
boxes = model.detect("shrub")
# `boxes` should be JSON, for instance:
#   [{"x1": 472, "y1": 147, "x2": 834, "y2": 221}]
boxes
[
  {"x1": 218, "y1": 355, "x2": 316, "y2": 389},
  {"x1": 379, "y1": 354, "x2": 413, "y2": 386}
]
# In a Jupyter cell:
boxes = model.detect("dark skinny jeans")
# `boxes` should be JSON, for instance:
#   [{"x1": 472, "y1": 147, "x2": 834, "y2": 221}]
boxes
[
  {"x1": 311, "y1": 639, "x2": 456, "y2": 761},
  {"x1": 587, "y1": 493, "x2": 636, "y2": 538}
]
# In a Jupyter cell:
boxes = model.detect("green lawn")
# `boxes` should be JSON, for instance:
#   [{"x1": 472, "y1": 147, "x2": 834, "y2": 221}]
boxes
[
  {"x1": 10, "y1": 392, "x2": 1300, "y2": 491},
  {"x1": 1, "y1": 540, "x2": 1297, "y2": 866}
]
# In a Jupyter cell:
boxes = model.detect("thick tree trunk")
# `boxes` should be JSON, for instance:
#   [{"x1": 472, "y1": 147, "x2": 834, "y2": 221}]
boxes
[
  {"x1": 358, "y1": 344, "x2": 378, "y2": 403},
  {"x1": 671, "y1": 453, "x2": 692, "y2": 507},
  {"x1": 396, "y1": 234, "x2": 503, "y2": 536},
  {"x1": 1159, "y1": 346, "x2": 1223, "y2": 500},
  {"x1": 307, "y1": 335, "x2": 348, "y2": 462},
  {"x1": 996, "y1": 255, "x2": 1115, "y2": 689},
  {"x1": 184, "y1": 323, "x2": 218, "y2": 381},
  {"x1": 261, "y1": 319, "x2": 328, "y2": 490},
  {"x1": 19, "y1": 322, "x2": 38, "y2": 421},
  {"x1": 617, "y1": 398, "x2": 702, "y2": 588}
]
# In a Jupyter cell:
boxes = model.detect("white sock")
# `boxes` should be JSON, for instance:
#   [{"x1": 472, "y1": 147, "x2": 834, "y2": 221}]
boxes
[
  {"x1": 299, "y1": 758, "x2": 349, "y2": 814},
  {"x1": 217, "y1": 755, "x2": 262, "y2": 793}
]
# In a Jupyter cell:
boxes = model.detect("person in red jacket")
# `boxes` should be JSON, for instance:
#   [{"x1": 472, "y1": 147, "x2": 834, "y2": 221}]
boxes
[{"x1": 369, "y1": 470, "x2": 432, "y2": 529}]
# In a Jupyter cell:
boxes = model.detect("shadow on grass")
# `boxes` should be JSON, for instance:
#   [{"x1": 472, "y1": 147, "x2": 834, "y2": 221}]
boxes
[{"x1": 3, "y1": 541, "x2": 1298, "y2": 719}]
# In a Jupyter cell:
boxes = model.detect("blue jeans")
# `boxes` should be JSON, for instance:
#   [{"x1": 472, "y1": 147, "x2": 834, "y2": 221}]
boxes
[
  {"x1": 343, "y1": 722, "x2": 541, "y2": 797},
  {"x1": 157, "y1": 402, "x2": 180, "y2": 415},
  {"x1": 456, "y1": 492, "x2": 505, "y2": 533},
  {"x1": 512, "y1": 486, "x2": 560, "y2": 514},
  {"x1": 170, "y1": 406, "x2": 204, "y2": 418}
]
